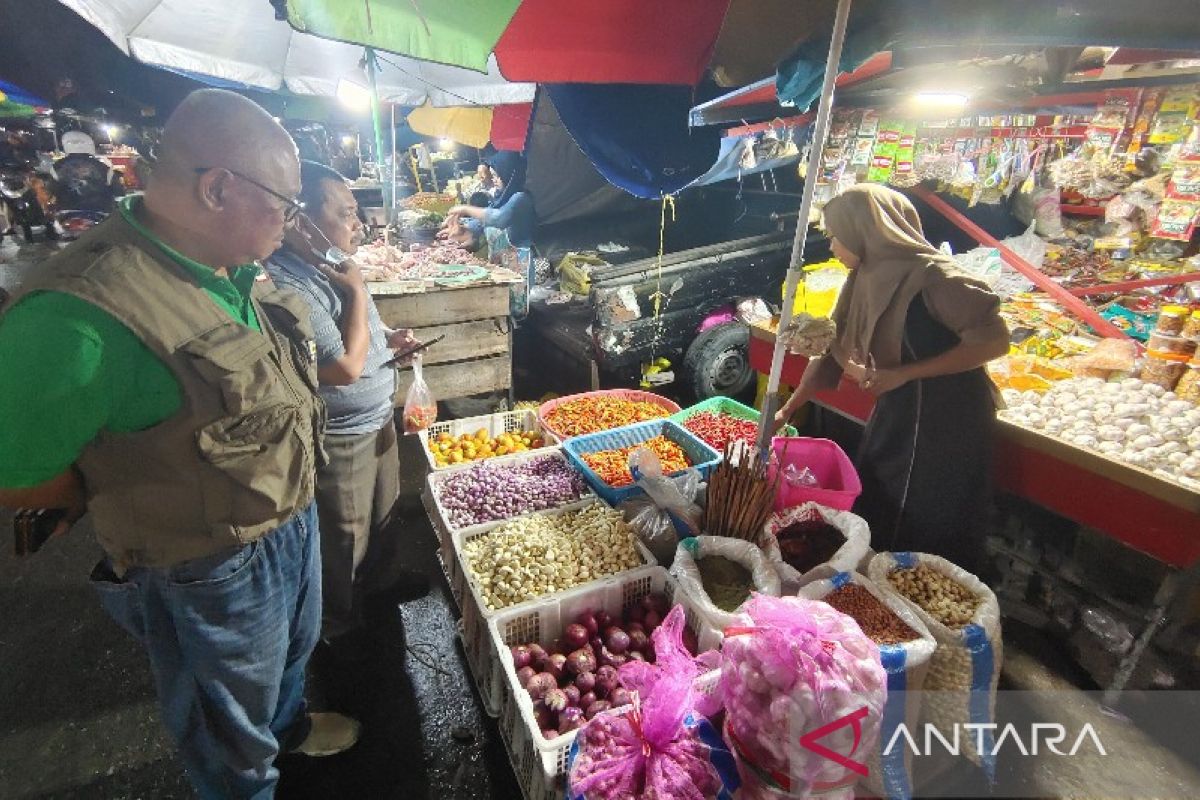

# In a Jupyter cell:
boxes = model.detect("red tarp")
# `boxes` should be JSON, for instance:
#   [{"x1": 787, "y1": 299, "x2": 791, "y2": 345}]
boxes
[
  {"x1": 489, "y1": 102, "x2": 534, "y2": 151},
  {"x1": 494, "y1": 0, "x2": 732, "y2": 85}
]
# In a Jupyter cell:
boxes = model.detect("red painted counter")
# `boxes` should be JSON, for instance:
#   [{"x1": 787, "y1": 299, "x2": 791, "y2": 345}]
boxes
[{"x1": 750, "y1": 325, "x2": 1200, "y2": 569}]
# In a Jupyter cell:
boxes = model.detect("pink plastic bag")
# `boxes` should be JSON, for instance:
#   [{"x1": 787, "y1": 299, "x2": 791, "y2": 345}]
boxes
[
  {"x1": 567, "y1": 607, "x2": 732, "y2": 800},
  {"x1": 718, "y1": 594, "x2": 887, "y2": 798}
]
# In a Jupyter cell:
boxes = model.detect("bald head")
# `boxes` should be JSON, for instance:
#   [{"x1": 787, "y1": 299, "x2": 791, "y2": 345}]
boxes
[
  {"x1": 141, "y1": 89, "x2": 300, "y2": 268},
  {"x1": 158, "y1": 89, "x2": 295, "y2": 182}
]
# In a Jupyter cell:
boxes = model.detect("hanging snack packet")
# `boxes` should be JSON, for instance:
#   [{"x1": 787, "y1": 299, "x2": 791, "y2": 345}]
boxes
[{"x1": 402, "y1": 355, "x2": 437, "y2": 433}]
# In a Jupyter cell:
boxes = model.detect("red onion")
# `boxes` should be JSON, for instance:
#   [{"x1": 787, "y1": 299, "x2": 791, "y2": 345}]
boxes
[
  {"x1": 627, "y1": 630, "x2": 649, "y2": 653},
  {"x1": 643, "y1": 609, "x2": 662, "y2": 633},
  {"x1": 594, "y1": 610, "x2": 613, "y2": 631},
  {"x1": 627, "y1": 650, "x2": 646, "y2": 662},
  {"x1": 610, "y1": 687, "x2": 633, "y2": 708},
  {"x1": 626, "y1": 621, "x2": 645, "y2": 634},
  {"x1": 510, "y1": 645, "x2": 533, "y2": 670},
  {"x1": 579, "y1": 691, "x2": 597, "y2": 708},
  {"x1": 594, "y1": 665, "x2": 619, "y2": 698},
  {"x1": 604, "y1": 627, "x2": 630, "y2": 655},
  {"x1": 533, "y1": 702, "x2": 555, "y2": 730},
  {"x1": 559, "y1": 706, "x2": 585, "y2": 732},
  {"x1": 516, "y1": 666, "x2": 536, "y2": 688},
  {"x1": 544, "y1": 687, "x2": 568, "y2": 712},
  {"x1": 589, "y1": 636, "x2": 603, "y2": 652},
  {"x1": 574, "y1": 671, "x2": 596, "y2": 693},
  {"x1": 642, "y1": 593, "x2": 669, "y2": 614},
  {"x1": 544, "y1": 653, "x2": 567, "y2": 682},
  {"x1": 585, "y1": 700, "x2": 612, "y2": 720},
  {"x1": 566, "y1": 648, "x2": 597, "y2": 676},
  {"x1": 563, "y1": 684, "x2": 581, "y2": 707},
  {"x1": 434, "y1": 455, "x2": 587, "y2": 528},
  {"x1": 528, "y1": 643, "x2": 549, "y2": 670},
  {"x1": 526, "y1": 672, "x2": 557, "y2": 702},
  {"x1": 563, "y1": 623, "x2": 590, "y2": 650},
  {"x1": 541, "y1": 728, "x2": 560, "y2": 740},
  {"x1": 577, "y1": 611, "x2": 599, "y2": 636}
]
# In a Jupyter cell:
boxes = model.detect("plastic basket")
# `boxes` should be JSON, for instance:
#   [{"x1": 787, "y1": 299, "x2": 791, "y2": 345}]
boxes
[
  {"x1": 538, "y1": 389, "x2": 681, "y2": 440},
  {"x1": 670, "y1": 395, "x2": 798, "y2": 443},
  {"x1": 489, "y1": 567, "x2": 723, "y2": 800},
  {"x1": 561, "y1": 419, "x2": 721, "y2": 506},
  {"x1": 452, "y1": 501, "x2": 657, "y2": 716},
  {"x1": 424, "y1": 448, "x2": 594, "y2": 536},
  {"x1": 419, "y1": 409, "x2": 559, "y2": 471},
  {"x1": 768, "y1": 436, "x2": 862, "y2": 511}
]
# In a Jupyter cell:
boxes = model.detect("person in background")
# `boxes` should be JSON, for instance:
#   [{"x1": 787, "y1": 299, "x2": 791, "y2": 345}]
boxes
[
  {"x1": 773, "y1": 184, "x2": 1009, "y2": 574},
  {"x1": 441, "y1": 151, "x2": 535, "y2": 250},
  {"x1": 50, "y1": 131, "x2": 125, "y2": 213},
  {"x1": 467, "y1": 162, "x2": 500, "y2": 205},
  {"x1": 265, "y1": 160, "x2": 426, "y2": 660},
  {"x1": 0, "y1": 89, "x2": 360, "y2": 799}
]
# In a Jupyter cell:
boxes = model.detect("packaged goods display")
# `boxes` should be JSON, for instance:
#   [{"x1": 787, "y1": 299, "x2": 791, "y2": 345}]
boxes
[{"x1": 462, "y1": 505, "x2": 644, "y2": 611}]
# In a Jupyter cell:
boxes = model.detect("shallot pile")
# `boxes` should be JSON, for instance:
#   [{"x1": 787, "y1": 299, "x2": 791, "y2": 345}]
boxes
[
  {"x1": 433, "y1": 455, "x2": 588, "y2": 528},
  {"x1": 510, "y1": 594, "x2": 700, "y2": 741}
]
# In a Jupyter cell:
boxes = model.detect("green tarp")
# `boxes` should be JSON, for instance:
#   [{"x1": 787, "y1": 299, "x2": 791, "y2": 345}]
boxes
[{"x1": 285, "y1": 0, "x2": 522, "y2": 73}]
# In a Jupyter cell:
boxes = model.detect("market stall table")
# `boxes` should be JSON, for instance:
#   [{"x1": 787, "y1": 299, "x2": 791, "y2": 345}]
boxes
[{"x1": 748, "y1": 322, "x2": 1200, "y2": 697}]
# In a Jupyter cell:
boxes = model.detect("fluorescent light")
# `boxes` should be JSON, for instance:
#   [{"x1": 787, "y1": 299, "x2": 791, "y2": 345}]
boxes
[
  {"x1": 336, "y1": 79, "x2": 371, "y2": 111},
  {"x1": 438, "y1": 137, "x2": 455, "y2": 151},
  {"x1": 102, "y1": 124, "x2": 120, "y2": 140},
  {"x1": 913, "y1": 92, "x2": 970, "y2": 109},
  {"x1": 341, "y1": 135, "x2": 357, "y2": 147}
]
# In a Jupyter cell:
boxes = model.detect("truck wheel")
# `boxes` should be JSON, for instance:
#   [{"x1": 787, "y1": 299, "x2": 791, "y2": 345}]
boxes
[{"x1": 683, "y1": 322, "x2": 753, "y2": 400}]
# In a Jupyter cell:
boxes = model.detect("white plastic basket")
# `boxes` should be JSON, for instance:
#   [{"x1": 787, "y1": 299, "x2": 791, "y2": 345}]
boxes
[
  {"x1": 488, "y1": 566, "x2": 723, "y2": 800},
  {"x1": 424, "y1": 448, "x2": 595, "y2": 536},
  {"x1": 453, "y1": 501, "x2": 657, "y2": 717},
  {"x1": 419, "y1": 409, "x2": 559, "y2": 471}
]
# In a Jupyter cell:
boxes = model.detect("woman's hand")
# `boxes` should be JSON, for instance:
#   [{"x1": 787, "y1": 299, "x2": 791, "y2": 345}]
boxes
[{"x1": 859, "y1": 365, "x2": 910, "y2": 396}]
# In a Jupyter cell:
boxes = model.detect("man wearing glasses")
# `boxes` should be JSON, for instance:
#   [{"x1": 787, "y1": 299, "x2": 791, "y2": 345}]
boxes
[{"x1": 0, "y1": 89, "x2": 358, "y2": 798}]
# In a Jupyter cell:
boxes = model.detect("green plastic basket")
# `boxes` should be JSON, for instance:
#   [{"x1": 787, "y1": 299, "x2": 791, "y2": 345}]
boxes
[{"x1": 671, "y1": 396, "x2": 798, "y2": 449}]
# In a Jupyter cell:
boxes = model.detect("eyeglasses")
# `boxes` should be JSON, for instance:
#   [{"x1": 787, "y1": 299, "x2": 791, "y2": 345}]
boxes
[{"x1": 193, "y1": 167, "x2": 305, "y2": 222}]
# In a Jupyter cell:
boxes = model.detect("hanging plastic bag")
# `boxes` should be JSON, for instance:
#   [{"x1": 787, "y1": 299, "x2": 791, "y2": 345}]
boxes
[
  {"x1": 867, "y1": 552, "x2": 1002, "y2": 779},
  {"x1": 567, "y1": 606, "x2": 740, "y2": 799},
  {"x1": 800, "y1": 572, "x2": 936, "y2": 800},
  {"x1": 716, "y1": 594, "x2": 888, "y2": 799},
  {"x1": 619, "y1": 450, "x2": 704, "y2": 565},
  {"x1": 760, "y1": 502, "x2": 871, "y2": 593},
  {"x1": 401, "y1": 355, "x2": 437, "y2": 434},
  {"x1": 670, "y1": 536, "x2": 781, "y2": 631}
]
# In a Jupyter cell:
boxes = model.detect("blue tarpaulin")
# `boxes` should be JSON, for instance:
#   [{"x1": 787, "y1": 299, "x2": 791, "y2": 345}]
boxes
[
  {"x1": 543, "y1": 83, "x2": 723, "y2": 199},
  {"x1": 0, "y1": 80, "x2": 50, "y2": 108}
]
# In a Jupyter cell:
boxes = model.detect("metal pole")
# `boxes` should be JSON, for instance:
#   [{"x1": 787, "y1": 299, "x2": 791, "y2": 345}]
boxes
[
  {"x1": 389, "y1": 103, "x2": 398, "y2": 246},
  {"x1": 364, "y1": 48, "x2": 391, "y2": 235},
  {"x1": 756, "y1": 0, "x2": 853, "y2": 454}
]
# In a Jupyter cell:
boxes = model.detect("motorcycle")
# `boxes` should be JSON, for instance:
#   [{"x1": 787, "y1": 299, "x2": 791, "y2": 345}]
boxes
[{"x1": 0, "y1": 167, "x2": 54, "y2": 242}]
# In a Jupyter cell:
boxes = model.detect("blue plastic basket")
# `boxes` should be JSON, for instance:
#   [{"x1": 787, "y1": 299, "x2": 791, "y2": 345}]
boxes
[{"x1": 562, "y1": 419, "x2": 721, "y2": 506}]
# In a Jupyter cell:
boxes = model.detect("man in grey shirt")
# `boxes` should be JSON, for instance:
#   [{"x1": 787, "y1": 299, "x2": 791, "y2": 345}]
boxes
[{"x1": 266, "y1": 161, "x2": 424, "y2": 657}]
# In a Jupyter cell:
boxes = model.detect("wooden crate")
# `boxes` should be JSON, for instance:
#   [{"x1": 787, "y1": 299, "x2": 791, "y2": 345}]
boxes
[{"x1": 373, "y1": 283, "x2": 512, "y2": 401}]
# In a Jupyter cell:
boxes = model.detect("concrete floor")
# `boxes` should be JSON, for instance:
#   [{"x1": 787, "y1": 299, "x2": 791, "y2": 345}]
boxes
[{"x1": 3, "y1": 235, "x2": 1200, "y2": 799}]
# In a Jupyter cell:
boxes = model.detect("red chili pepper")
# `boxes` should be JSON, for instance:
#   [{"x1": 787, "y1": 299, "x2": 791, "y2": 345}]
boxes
[{"x1": 683, "y1": 412, "x2": 759, "y2": 451}]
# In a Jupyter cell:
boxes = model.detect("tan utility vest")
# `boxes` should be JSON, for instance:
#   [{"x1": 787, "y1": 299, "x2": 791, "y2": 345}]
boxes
[{"x1": 20, "y1": 214, "x2": 326, "y2": 572}]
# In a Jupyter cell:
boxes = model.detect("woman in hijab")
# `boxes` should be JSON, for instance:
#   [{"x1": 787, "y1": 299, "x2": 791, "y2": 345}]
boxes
[
  {"x1": 442, "y1": 151, "x2": 535, "y2": 248},
  {"x1": 774, "y1": 184, "x2": 1009, "y2": 572}
]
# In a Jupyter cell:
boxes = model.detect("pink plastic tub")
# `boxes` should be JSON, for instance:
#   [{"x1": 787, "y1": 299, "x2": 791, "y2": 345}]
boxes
[{"x1": 768, "y1": 437, "x2": 862, "y2": 511}]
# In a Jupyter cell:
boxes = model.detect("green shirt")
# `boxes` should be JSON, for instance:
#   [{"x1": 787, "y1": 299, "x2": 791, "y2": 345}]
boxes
[{"x1": 0, "y1": 198, "x2": 262, "y2": 488}]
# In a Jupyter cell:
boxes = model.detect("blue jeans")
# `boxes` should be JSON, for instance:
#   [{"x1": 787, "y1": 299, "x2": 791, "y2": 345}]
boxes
[{"x1": 91, "y1": 502, "x2": 322, "y2": 799}]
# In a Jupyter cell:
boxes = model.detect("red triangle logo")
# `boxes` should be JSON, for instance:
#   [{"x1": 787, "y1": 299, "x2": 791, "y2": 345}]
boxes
[{"x1": 798, "y1": 706, "x2": 870, "y2": 777}]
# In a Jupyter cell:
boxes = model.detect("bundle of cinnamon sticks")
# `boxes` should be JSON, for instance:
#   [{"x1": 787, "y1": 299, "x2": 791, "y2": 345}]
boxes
[{"x1": 703, "y1": 440, "x2": 782, "y2": 542}]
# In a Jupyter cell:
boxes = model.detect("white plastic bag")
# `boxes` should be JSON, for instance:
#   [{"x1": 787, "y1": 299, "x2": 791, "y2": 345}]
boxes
[
  {"x1": 868, "y1": 552, "x2": 1002, "y2": 778},
  {"x1": 760, "y1": 502, "x2": 871, "y2": 594},
  {"x1": 402, "y1": 355, "x2": 437, "y2": 434},
  {"x1": 619, "y1": 451, "x2": 704, "y2": 565},
  {"x1": 800, "y1": 571, "x2": 937, "y2": 800},
  {"x1": 669, "y1": 535, "x2": 781, "y2": 631}
]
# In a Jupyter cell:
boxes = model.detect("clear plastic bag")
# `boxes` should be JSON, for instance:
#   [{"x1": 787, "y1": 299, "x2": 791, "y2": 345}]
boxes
[
  {"x1": 620, "y1": 449, "x2": 704, "y2": 565},
  {"x1": 401, "y1": 355, "x2": 437, "y2": 434}
]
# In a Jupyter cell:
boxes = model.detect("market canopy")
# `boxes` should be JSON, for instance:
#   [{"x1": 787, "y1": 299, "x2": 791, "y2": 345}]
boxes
[
  {"x1": 0, "y1": 79, "x2": 50, "y2": 108},
  {"x1": 56, "y1": 0, "x2": 535, "y2": 106},
  {"x1": 407, "y1": 102, "x2": 493, "y2": 150}
]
